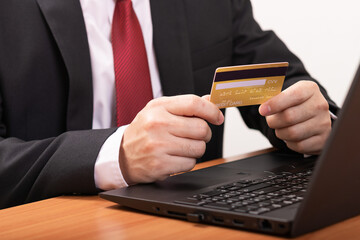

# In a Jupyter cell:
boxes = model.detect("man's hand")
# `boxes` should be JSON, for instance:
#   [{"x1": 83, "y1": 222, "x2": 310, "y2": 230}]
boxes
[
  {"x1": 259, "y1": 81, "x2": 332, "y2": 155},
  {"x1": 119, "y1": 95, "x2": 224, "y2": 185}
]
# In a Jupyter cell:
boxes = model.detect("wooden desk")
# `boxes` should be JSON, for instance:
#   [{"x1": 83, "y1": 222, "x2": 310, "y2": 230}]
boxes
[{"x1": 1, "y1": 149, "x2": 360, "y2": 240}]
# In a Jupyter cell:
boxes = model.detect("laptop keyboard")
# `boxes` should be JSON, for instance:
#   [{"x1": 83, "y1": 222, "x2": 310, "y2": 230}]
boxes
[{"x1": 175, "y1": 169, "x2": 312, "y2": 215}]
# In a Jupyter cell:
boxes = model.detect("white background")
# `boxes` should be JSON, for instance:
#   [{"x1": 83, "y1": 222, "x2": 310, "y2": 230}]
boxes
[{"x1": 223, "y1": 0, "x2": 360, "y2": 157}]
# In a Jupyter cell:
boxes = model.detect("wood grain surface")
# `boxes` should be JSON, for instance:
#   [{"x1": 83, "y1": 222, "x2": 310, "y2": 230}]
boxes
[{"x1": 1, "y1": 149, "x2": 359, "y2": 240}]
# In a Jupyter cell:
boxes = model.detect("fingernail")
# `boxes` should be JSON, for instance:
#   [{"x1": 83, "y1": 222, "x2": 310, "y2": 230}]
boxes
[
  {"x1": 218, "y1": 112, "x2": 224, "y2": 124},
  {"x1": 259, "y1": 104, "x2": 271, "y2": 116},
  {"x1": 267, "y1": 105, "x2": 271, "y2": 113}
]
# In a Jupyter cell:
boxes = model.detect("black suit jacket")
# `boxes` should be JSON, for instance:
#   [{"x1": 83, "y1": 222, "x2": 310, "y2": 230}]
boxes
[{"x1": 0, "y1": 0, "x2": 338, "y2": 209}]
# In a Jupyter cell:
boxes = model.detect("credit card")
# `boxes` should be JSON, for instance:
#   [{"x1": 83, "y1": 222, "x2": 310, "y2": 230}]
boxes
[{"x1": 210, "y1": 62, "x2": 289, "y2": 108}]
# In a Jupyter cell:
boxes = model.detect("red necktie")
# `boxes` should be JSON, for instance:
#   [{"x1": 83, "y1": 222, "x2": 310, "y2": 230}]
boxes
[{"x1": 112, "y1": 0, "x2": 153, "y2": 126}]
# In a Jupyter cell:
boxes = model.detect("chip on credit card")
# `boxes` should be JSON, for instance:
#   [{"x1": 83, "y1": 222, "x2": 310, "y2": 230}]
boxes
[{"x1": 209, "y1": 62, "x2": 289, "y2": 108}]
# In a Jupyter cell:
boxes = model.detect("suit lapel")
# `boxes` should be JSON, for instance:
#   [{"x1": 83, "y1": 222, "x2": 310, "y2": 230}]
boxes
[
  {"x1": 36, "y1": 0, "x2": 194, "y2": 130},
  {"x1": 150, "y1": 0, "x2": 194, "y2": 96},
  {"x1": 36, "y1": 0, "x2": 93, "y2": 131}
]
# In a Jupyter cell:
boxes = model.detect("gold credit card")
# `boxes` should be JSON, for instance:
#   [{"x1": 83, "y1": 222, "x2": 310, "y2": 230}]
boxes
[{"x1": 210, "y1": 62, "x2": 289, "y2": 108}]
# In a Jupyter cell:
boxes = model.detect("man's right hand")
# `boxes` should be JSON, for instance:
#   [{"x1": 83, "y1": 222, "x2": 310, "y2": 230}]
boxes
[{"x1": 118, "y1": 94, "x2": 224, "y2": 185}]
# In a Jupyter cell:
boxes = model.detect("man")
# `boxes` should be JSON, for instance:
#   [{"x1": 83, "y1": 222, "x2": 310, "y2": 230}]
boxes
[{"x1": 0, "y1": 0, "x2": 338, "y2": 209}]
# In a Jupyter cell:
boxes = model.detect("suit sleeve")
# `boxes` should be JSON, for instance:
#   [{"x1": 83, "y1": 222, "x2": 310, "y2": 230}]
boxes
[
  {"x1": 230, "y1": 0, "x2": 339, "y2": 150},
  {"x1": 0, "y1": 115, "x2": 116, "y2": 209}
]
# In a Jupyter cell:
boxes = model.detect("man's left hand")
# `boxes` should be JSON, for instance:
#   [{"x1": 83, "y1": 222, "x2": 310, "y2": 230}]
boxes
[{"x1": 259, "y1": 80, "x2": 332, "y2": 155}]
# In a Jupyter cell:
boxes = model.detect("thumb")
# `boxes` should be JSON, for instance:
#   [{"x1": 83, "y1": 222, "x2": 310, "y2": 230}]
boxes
[{"x1": 202, "y1": 94, "x2": 210, "y2": 101}]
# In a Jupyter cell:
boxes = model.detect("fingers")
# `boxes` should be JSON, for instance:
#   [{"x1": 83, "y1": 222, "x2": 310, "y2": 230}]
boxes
[
  {"x1": 153, "y1": 95, "x2": 224, "y2": 126},
  {"x1": 265, "y1": 99, "x2": 315, "y2": 129},
  {"x1": 258, "y1": 80, "x2": 332, "y2": 154},
  {"x1": 166, "y1": 135, "x2": 207, "y2": 158},
  {"x1": 138, "y1": 107, "x2": 212, "y2": 142},
  {"x1": 280, "y1": 115, "x2": 331, "y2": 155},
  {"x1": 145, "y1": 155, "x2": 197, "y2": 181},
  {"x1": 202, "y1": 94, "x2": 210, "y2": 101},
  {"x1": 259, "y1": 81, "x2": 317, "y2": 116},
  {"x1": 284, "y1": 134, "x2": 330, "y2": 155},
  {"x1": 163, "y1": 155, "x2": 197, "y2": 176},
  {"x1": 119, "y1": 94, "x2": 222, "y2": 185},
  {"x1": 274, "y1": 116, "x2": 330, "y2": 142},
  {"x1": 120, "y1": 130, "x2": 201, "y2": 184},
  {"x1": 167, "y1": 115, "x2": 212, "y2": 142}
]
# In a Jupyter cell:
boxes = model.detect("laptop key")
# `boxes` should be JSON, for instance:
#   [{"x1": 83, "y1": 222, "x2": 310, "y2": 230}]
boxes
[
  {"x1": 242, "y1": 182, "x2": 273, "y2": 192},
  {"x1": 178, "y1": 168, "x2": 312, "y2": 215},
  {"x1": 253, "y1": 186, "x2": 281, "y2": 195},
  {"x1": 199, "y1": 190, "x2": 225, "y2": 197},
  {"x1": 270, "y1": 204, "x2": 282, "y2": 209},
  {"x1": 175, "y1": 199, "x2": 206, "y2": 206},
  {"x1": 211, "y1": 196, "x2": 224, "y2": 201},
  {"x1": 249, "y1": 208, "x2": 270, "y2": 215},
  {"x1": 246, "y1": 205, "x2": 259, "y2": 211},
  {"x1": 259, "y1": 202, "x2": 271, "y2": 207},
  {"x1": 203, "y1": 202, "x2": 231, "y2": 210},
  {"x1": 234, "y1": 206, "x2": 248, "y2": 213}
]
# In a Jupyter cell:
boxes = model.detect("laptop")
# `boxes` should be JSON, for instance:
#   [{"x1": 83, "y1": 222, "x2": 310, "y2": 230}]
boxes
[{"x1": 100, "y1": 64, "x2": 360, "y2": 237}]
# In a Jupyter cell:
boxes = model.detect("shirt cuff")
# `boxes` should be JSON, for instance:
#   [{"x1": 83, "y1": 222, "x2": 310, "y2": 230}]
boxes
[
  {"x1": 329, "y1": 111, "x2": 337, "y2": 120},
  {"x1": 94, "y1": 125, "x2": 129, "y2": 190}
]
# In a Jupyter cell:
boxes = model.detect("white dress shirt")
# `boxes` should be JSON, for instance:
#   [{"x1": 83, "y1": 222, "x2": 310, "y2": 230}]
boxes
[{"x1": 79, "y1": 0, "x2": 162, "y2": 190}]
